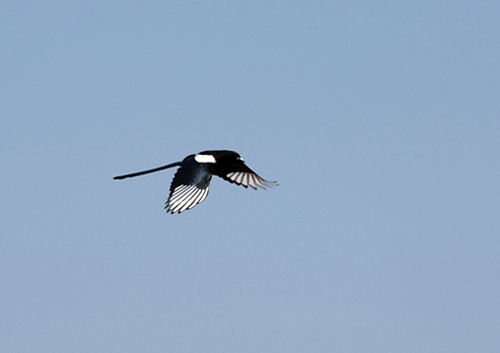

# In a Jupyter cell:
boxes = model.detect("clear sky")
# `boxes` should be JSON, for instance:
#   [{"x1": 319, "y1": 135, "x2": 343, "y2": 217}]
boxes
[{"x1": 1, "y1": 1, "x2": 499, "y2": 352}]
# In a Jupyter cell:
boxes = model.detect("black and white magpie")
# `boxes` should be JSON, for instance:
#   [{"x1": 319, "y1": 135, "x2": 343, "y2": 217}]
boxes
[{"x1": 113, "y1": 150, "x2": 277, "y2": 214}]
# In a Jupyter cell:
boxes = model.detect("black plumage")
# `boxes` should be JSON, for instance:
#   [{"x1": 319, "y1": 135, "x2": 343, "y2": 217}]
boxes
[{"x1": 114, "y1": 150, "x2": 277, "y2": 214}]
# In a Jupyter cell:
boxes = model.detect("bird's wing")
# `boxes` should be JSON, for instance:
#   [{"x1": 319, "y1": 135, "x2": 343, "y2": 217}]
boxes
[
  {"x1": 165, "y1": 158, "x2": 212, "y2": 214},
  {"x1": 216, "y1": 161, "x2": 277, "y2": 190}
]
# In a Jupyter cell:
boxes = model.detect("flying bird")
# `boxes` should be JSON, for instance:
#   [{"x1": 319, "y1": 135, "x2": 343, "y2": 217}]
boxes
[{"x1": 113, "y1": 150, "x2": 277, "y2": 214}]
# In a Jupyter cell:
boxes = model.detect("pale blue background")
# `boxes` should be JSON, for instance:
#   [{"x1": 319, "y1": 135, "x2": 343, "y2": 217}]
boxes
[{"x1": 2, "y1": 1, "x2": 499, "y2": 352}]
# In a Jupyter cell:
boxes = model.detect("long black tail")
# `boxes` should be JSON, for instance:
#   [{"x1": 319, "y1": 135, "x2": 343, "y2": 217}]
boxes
[{"x1": 113, "y1": 161, "x2": 182, "y2": 180}]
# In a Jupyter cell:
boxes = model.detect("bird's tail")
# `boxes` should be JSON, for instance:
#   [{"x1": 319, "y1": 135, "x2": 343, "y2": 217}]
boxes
[{"x1": 113, "y1": 161, "x2": 182, "y2": 180}]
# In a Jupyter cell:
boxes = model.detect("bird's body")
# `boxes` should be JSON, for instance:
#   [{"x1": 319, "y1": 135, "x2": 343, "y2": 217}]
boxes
[{"x1": 114, "y1": 150, "x2": 277, "y2": 214}]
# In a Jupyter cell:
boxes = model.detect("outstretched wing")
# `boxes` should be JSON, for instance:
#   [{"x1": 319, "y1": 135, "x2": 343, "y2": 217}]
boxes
[
  {"x1": 216, "y1": 160, "x2": 277, "y2": 190},
  {"x1": 165, "y1": 157, "x2": 212, "y2": 214}
]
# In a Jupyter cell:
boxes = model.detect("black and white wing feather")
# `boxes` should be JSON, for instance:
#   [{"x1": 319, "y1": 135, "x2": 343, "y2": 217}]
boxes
[
  {"x1": 165, "y1": 157, "x2": 212, "y2": 214},
  {"x1": 217, "y1": 160, "x2": 278, "y2": 190},
  {"x1": 225, "y1": 171, "x2": 277, "y2": 189}
]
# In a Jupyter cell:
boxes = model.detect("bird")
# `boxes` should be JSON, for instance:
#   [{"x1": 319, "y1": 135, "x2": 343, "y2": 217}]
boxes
[{"x1": 113, "y1": 150, "x2": 278, "y2": 214}]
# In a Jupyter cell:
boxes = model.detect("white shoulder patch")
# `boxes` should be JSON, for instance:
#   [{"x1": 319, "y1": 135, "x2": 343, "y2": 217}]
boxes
[{"x1": 194, "y1": 154, "x2": 216, "y2": 164}]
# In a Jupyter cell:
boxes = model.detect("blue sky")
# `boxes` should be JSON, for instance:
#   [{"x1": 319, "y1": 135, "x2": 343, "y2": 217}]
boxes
[{"x1": 1, "y1": 1, "x2": 499, "y2": 352}]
